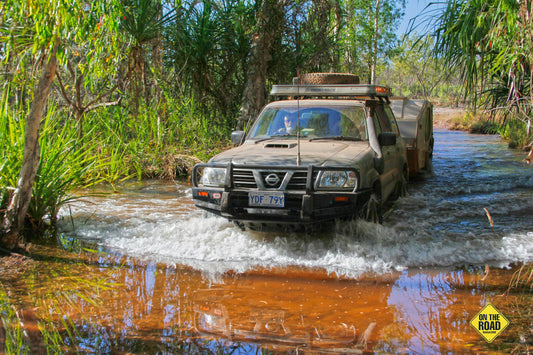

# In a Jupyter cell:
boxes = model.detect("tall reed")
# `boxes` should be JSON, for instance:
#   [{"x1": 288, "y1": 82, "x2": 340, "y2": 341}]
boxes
[
  {"x1": 0, "y1": 248, "x2": 117, "y2": 354},
  {"x1": 1, "y1": 86, "x2": 234, "y2": 232},
  {"x1": 0, "y1": 87, "x2": 25, "y2": 217},
  {"x1": 0, "y1": 284, "x2": 27, "y2": 354},
  {"x1": 0, "y1": 93, "x2": 101, "y2": 231},
  {"x1": 31, "y1": 110, "x2": 104, "y2": 227},
  {"x1": 79, "y1": 94, "x2": 232, "y2": 180}
]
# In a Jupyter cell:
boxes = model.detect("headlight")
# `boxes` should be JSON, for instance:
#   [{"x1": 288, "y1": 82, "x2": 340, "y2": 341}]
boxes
[
  {"x1": 200, "y1": 167, "x2": 226, "y2": 187},
  {"x1": 316, "y1": 170, "x2": 357, "y2": 190}
]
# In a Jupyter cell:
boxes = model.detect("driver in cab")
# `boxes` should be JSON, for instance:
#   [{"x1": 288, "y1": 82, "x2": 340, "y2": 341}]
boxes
[{"x1": 277, "y1": 114, "x2": 297, "y2": 135}]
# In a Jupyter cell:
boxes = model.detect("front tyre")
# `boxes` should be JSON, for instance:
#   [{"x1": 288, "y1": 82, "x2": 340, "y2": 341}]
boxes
[
  {"x1": 390, "y1": 168, "x2": 408, "y2": 201},
  {"x1": 361, "y1": 191, "x2": 383, "y2": 223}
]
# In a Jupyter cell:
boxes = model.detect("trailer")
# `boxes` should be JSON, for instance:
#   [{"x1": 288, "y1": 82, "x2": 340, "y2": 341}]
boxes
[{"x1": 391, "y1": 97, "x2": 434, "y2": 176}]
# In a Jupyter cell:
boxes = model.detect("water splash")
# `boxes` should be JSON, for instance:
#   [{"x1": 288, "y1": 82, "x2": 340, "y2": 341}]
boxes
[{"x1": 58, "y1": 130, "x2": 533, "y2": 278}]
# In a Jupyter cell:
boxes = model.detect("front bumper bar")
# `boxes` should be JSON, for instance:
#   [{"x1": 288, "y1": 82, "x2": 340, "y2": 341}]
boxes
[{"x1": 191, "y1": 163, "x2": 369, "y2": 224}]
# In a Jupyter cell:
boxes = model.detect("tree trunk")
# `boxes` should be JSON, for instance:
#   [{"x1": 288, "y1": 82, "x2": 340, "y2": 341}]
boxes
[
  {"x1": 1, "y1": 40, "x2": 59, "y2": 250},
  {"x1": 237, "y1": 0, "x2": 283, "y2": 131},
  {"x1": 332, "y1": 0, "x2": 343, "y2": 70},
  {"x1": 238, "y1": 36, "x2": 270, "y2": 130},
  {"x1": 371, "y1": 0, "x2": 381, "y2": 85}
]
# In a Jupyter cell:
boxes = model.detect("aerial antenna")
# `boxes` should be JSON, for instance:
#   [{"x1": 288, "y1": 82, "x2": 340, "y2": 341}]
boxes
[{"x1": 296, "y1": 69, "x2": 301, "y2": 166}]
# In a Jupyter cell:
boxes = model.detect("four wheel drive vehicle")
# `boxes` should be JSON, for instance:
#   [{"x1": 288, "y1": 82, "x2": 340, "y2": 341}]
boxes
[
  {"x1": 391, "y1": 97, "x2": 434, "y2": 176},
  {"x1": 191, "y1": 75, "x2": 427, "y2": 227}
]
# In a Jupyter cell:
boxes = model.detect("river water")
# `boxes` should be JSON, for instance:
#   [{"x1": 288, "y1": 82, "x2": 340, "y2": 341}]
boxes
[{"x1": 49, "y1": 128, "x2": 532, "y2": 353}]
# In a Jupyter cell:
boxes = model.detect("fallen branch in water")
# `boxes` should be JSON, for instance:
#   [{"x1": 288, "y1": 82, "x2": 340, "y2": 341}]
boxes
[
  {"x1": 483, "y1": 208, "x2": 494, "y2": 228},
  {"x1": 482, "y1": 264, "x2": 490, "y2": 281},
  {"x1": 524, "y1": 143, "x2": 533, "y2": 164}
]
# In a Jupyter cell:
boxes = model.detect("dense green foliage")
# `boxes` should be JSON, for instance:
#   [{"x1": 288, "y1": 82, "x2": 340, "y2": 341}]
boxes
[
  {"x1": 380, "y1": 35, "x2": 464, "y2": 104},
  {"x1": 431, "y1": 0, "x2": 533, "y2": 145}
]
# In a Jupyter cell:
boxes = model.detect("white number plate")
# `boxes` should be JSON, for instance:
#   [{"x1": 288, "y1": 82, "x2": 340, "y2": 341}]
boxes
[{"x1": 249, "y1": 191, "x2": 285, "y2": 207}]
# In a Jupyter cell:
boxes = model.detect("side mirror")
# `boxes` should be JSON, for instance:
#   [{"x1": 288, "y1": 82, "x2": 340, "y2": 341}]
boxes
[
  {"x1": 378, "y1": 132, "x2": 397, "y2": 146},
  {"x1": 231, "y1": 131, "x2": 245, "y2": 145}
]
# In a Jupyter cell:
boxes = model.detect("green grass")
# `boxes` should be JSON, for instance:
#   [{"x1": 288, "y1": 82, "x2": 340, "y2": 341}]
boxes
[
  {"x1": 0, "y1": 247, "x2": 117, "y2": 354},
  {"x1": 500, "y1": 119, "x2": 532, "y2": 149},
  {"x1": 30, "y1": 111, "x2": 103, "y2": 227},
  {"x1": 507, "y1": 263, "x2": 533, "y2": 293},
  {"x1": 1, "y1": 89, "x2": 233, "y2": 234},
  {"x1": 449, "y1": 110, "x2": 532, "y2": 148},
  {"x1": 79, "y1": 95, "x2": 231, "y2": 180},
  {"x1": 0, "y1": 284, "x2": 28, "y2": 354}
]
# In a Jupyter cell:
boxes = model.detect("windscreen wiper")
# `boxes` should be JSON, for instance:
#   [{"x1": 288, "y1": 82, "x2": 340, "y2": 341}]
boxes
[{"x1": 308, "y1": 136, "x2": 362, "y2": 141}]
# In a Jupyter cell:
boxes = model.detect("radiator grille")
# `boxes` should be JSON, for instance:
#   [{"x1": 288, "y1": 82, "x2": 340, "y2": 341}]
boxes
[
  {"x1": 233, "y1": 169, "x2": 256, "y2": 189},
  {"x1": 232, "y1": 168, "x2": 311, "y2": 190}
]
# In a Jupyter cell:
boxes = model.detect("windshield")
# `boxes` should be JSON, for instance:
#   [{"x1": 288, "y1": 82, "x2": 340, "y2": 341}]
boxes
[{"x1": 248, "y1": 105, "x2": 368, "y2": 141}]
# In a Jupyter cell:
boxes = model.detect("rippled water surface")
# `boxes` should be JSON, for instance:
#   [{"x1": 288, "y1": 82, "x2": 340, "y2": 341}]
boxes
[{"x1": 50, "y1": 129, "x2": 532, "y2": 353}]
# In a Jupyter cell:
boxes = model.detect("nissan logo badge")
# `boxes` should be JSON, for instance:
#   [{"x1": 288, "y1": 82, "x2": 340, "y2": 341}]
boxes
[{"x1": 265, "y1": 173, "x2": 280, "y2": 186}]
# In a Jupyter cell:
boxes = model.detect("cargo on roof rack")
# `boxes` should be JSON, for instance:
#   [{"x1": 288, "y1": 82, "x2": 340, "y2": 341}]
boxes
[{"x1": 270, "y1": 84, "x2": 392, "y2": 98}]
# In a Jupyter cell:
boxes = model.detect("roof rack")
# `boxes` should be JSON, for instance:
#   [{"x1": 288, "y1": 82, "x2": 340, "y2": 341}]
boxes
[{"x1": 270, "y1": 84, "x2": 392, "y2": 98}]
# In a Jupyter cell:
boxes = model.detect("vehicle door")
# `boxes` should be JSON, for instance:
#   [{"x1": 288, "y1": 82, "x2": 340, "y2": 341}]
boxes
[
  {"x1": 370, "y1": 103, "x2": 403, "y2": 200},
  {"x1": 384, "y1": 103, "x2": 407, "y2": 174}
]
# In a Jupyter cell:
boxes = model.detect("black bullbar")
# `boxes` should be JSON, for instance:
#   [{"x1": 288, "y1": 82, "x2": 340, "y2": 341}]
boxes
[{"x1": 191, "y1": 162, "x2": 368, "y2": 223}]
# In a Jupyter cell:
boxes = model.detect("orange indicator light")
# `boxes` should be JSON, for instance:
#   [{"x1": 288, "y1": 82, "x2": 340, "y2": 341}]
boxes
[
  {"x1": 334, "y1": 196, "x2": 349, "y2": 202},
  {"x1": 199, "y1": 191, "x2": 209, "y2": 197}
]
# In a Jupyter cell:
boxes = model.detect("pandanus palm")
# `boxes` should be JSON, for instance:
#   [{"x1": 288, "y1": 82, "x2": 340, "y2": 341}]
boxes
[
  {"x1": 120, "y1": 0, "x2": 177, "y2": 107},
  {"x1": 431, "y1": 0, "x2": 530, "y2": 122}
]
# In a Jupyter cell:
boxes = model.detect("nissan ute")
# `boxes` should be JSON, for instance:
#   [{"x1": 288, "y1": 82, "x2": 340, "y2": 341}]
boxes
[{"x1": 191, "y1": 76, "x2": 409, "y2": 227}]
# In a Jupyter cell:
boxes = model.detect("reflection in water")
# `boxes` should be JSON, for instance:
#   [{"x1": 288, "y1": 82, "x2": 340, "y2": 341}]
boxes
[
  {"x1": 190, "y1": 274, "x2": 389, "y2": 353},
  {"x1": 385, "y1": 270, "x2": 479, "y2": 354},
  {"x1": 22, "y1": 247, "x2": 529, "y2": 354},
  {"x1": 37, "y1": 250, "x2": 398, "y2": 353}
]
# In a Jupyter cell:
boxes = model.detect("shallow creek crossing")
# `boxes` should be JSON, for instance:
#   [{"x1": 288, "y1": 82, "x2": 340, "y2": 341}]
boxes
[{"x1": 52, "y1": 128, "x2": 532, "y2": 353}]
